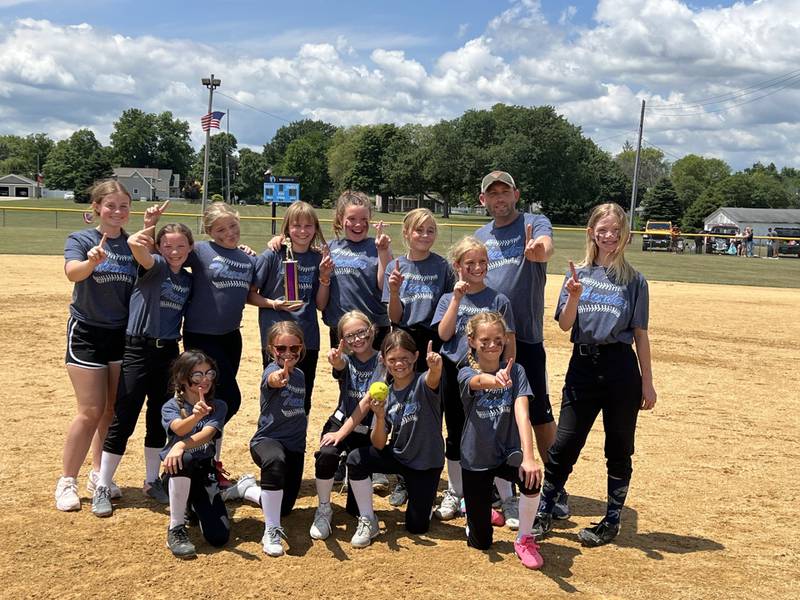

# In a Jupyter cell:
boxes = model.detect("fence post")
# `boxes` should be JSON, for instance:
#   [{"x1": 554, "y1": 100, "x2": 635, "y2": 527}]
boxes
[{"x1": 55, "y1": 210, "x2": 59, "y2": 229}]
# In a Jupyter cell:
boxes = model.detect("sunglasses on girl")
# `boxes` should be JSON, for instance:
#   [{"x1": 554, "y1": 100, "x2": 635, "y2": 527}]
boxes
[
  {"x1": 273, "y1": 344, "x2": 302, "y2": 354},
  {"x1": 190, "y1": 369, "x2": 217, "y2": 384}
]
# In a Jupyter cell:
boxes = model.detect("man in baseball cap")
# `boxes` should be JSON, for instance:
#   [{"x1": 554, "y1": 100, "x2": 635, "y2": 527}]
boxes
[{"x1": 480, "y1": 170, "x2": 517, "y2": 193}]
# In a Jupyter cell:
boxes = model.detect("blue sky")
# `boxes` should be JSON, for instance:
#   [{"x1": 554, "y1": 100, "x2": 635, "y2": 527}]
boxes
[{"x1": 1, "y1": 0, "x2": 799, "y2": 171}]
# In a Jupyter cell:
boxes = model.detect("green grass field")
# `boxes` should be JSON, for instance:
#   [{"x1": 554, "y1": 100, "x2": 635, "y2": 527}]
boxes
[{"x1": 1, "y1": 198, "x2": 798, "y2": 287}]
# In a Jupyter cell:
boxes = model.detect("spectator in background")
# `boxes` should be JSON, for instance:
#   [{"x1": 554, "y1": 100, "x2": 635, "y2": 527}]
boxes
[
  {"x1": 766, "y1": 228, "x2": 774, "y2": 258},
  {"x1": 744, "y1": 227, "x2": 754, "y2": 257}
]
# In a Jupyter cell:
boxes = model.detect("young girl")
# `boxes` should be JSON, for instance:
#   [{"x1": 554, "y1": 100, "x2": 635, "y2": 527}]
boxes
[
  {"x1": 431, "y1": 236, "x2": 516, "y2": 522},
  {"x1": 322, "y1": 190, "x2": 393, "y2": 350},
  {"x1": 93, "y1": 223, "x2": 194, "y2": 517},
  {"x1": 56, "y1": 180, "x2": 138, "y2": 511},
  {"x1": 250, "y1": 322, "x2": 308, "y2": 557},
  {"x1": 161, "y1": 350, "x2": 229, "y2": 559},
  {"x1": 250, "y1": 201, "x2": 332, "y2": 415},
  {"x1": 457, "y1": 312, "x2": 543, "y2": 570},
  {"x1": 533, "y1": 203, "x2": 657, "y2": 548},
  {"x1": 309, "y1": 311, "x2": 384, "y2": 540},
  {"x1": 345, "y1": 330, "x2": 444, "y2": 548},
  {"x1": 180, "y1": 202, "x2": 257, "y2": 485}
]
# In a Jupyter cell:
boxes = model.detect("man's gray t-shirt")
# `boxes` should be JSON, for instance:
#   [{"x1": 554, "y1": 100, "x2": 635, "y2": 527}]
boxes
[
  {"x1": 254, "y1": 247, "x2": 322, "y2": 350},
  {"x1": 126, "y1": 254, "x2": 192, "y2": 339},
  {"x1": 381, "y1": 254, "x2": 455, "y2": 329},
  {"x1": 554, "y1": 265, "x2": 649, "y2": 345},
  {"x1": 250, "y1": 363, "x2": 307, "y2": 454},
  {"x1": 457, "y1": 363, "x2": 532, "y2": 471},
  {"x1": 475, "y1": 213, "x2": 553, "y2": 344},
  {"x1": 431, "y1": 287, "x2": 515, "y2": 365},
  {"x1": 322, "y1": 238, "x2": 389, "y2": 329},
  {"x1": 160, "y1": 397, "x2": 227, "y2": 461},
  {"x1": 64, "y1": 228, "x2": 136, "y2": 328},
  {"x1": 183, "y1": 241, "x2": 256, "y2": 335},
  {"x1": 384, "y1": 373, "x2": 444, "y2": 471}
]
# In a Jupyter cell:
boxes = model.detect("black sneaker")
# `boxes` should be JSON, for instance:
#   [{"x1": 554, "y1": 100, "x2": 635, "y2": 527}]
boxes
[
  {"x1": 167, "y1": 524, "x2": 197, "y2": 559},
  {"x1": 531, "y1": 512, "x2": 553, "y2": 540},
  {"x1": 333, "y1": 455, "x2": 346, "y2": 484},
  {"x1": 185, "y1": 506, "x2": 198, "y2": 526},
  {"x1": 578, "y1": 519, "x2": 620, "y2": 547},
  {"x1": 553, "y1": 489, "x2": 571, "y2": 520}
]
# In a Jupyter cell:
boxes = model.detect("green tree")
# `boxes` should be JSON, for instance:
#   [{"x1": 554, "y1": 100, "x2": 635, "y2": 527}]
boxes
[
  {"x1": 43, "y1": 129, "x2": 112, "y2": 201},
  {"x1": 233, "y1": 148, "x2": 267, "y2": 202},
  {"x1": 614, "y1": 146, "x2": 670, "y2": 191},
  {"x1": 682, "y1": 189, "x2": 723, "y2": 231},
  {"x1": 264, "y1": 119, "x2": 337, "y2": 169},
  {"x1": 278, "y1": 132, "x2": 332, "y2": 205},
  {"x1": 110, "y1": 108, "x2": 157, "y2": 168},
  {"x1": 381, "y1": 124, "x2": 428, "y2": 200},
  {"x1": 327, "y1": 126, "x2": 361, "y2": 194},
  {"x1": 349, "y1": 124, "x2": 398, "y2": 196},
  {"x1": 670, "y1": 154, "x2": 731, "y2": 211},
  {"x1": 153, "y1": 111, "x2": 194, "y2": 178},
  {"x1": 0, "y1": 133, "x2": 54, "y2": 180},
  {"x1": 640, "y1": 177, "x2": 682, "y2": 223},
  {"x1": 191, "y1": 133, "x2": 237, "y2": 197},
  {"x1": 422, "y1": 119, "x2": 464, "y2": 218}
]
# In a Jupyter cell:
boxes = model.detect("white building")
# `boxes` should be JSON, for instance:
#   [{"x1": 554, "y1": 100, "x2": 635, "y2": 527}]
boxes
[{"x1": 0, "y1": 174, "x2": 37, "y2": 199}]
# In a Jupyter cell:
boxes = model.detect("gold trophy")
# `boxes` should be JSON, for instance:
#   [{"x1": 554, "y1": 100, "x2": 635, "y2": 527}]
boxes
[{"x1": 282, "y1": 239, "x2": 304, "y2": 309}]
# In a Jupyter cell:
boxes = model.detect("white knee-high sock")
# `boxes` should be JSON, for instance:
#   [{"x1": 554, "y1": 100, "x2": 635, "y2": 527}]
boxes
[
  {"x1": 261, "y1": 489, "x2": 283, "y2": 528},
  {"x1": 98, "y1": 452, "x2": 122, "y2": 489},
  {"x1": 168, "y1": 477, "x2": 191, "y2": 529},
  {"x1": 316, "y1": 478, "x2": 335, "y2": 505},
  {"x1": 243, "y1": 485, "x2": 262, "y2": 505},
  {"x1": 495, "y1": 477, "x2": 513, "y2": 501},
  {"x1": 144, "y1": 447, "x2": 162, "y2": 483},
  {"x1": 214, "y1": 437, "x2": 223, "y2": 462},
  {"x1": 349, "y1": 477, "x2": 374, "y2": 519},
  {"x1": 517, "y1": 493, "x2": 539, "y2": 538},
  {"x1": 446, "y1": 459, "x2": 463, "y2": 497}
]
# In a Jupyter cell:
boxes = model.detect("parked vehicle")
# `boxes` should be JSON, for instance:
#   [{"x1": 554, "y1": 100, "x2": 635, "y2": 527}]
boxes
[
  {"x1": 774, "y1": 227, "x2": 800, "y2": 257},
  {"x1": 642, "y1": 221, "x2": 672, "y2": 251},
  {"x1": 704, "y1": 224, "x2": 738, "y2": 254},
  {"x1": 64, "y1": 191, "x2": 75, "y2": 200}
]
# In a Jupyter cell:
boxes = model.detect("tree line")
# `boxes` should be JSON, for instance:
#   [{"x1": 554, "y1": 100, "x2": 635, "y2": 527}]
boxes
[{"x1": 2, "y1": 104, "x2": 798, "y2": 226}]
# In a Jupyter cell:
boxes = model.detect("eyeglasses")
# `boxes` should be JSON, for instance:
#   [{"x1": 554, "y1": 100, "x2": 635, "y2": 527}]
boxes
[
  {"x1": 385, "y1": 357, "x2": 413, "y2": 366},
  {"x1": 343, "y1": 329, "x2": 371, "y2": 343},
  {"x1": 273, "y1": 344, "x2": 302, "y2": 354},
  {"x1": 189, "y1": 369, "x2": 217, "y2": 384}
]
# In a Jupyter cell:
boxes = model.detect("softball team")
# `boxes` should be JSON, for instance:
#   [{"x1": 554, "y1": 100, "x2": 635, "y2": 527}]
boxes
[{"x1": 55, "y1": 179, "x2": 655, "y2": 567}]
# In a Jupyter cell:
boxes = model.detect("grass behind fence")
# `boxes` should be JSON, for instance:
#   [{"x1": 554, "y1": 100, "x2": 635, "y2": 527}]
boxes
[{"x1": 1, "y1": 199, "x2": 798, "y2": 288}]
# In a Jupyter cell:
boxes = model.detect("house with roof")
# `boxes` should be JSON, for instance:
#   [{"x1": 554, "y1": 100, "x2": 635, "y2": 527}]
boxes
[
  {"x1": 112, "y1": 168, "x2": 180, "y2": 200},
  {"x1": 0, "y1": 174, "x2": 38, "y2": 199},
  {"x1": 704, "y1": 207, "x2": 800, "y2": 237}
]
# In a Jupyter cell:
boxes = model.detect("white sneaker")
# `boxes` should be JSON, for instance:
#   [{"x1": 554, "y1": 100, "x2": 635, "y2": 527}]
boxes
[
  {"x1": 221, "y1": 474, "x2": 257, "y2": 502},
  {"x1": 434, "y1": 489, "x2": 461, "y2": 521},
  {"x1": 262, "y1": 525, "x2": 287, "y2": 557},
  {"x1": 350, "y1": 514, "x2": 379, "y2": 548},
  {"x1": 309, "y1": 502, "x2": 333, "y2": 540},
  {"x1": 87, "y1": 470, "x2": 122, "y2": 499},
  {"x1": 501, "y1": 496, "x2": 520, "y2": 531},
  {"x1": 55, "y1": 476, "x2": 81, "y2": 512},
  {"x1": 371, "y1": 473, "x2": 389, "y2": 493}
]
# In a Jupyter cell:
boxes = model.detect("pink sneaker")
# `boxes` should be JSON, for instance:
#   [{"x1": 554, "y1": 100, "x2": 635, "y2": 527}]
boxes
[
  {"x1": 514, "y1": 534, "x2": 544, "y2": 570},
  {"x1": 491, "y1": 508, "x2": 505, "y2": 527}
]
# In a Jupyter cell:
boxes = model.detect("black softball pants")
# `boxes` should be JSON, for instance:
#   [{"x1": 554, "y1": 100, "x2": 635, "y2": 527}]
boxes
[
  {"x1": 250, "y1": 437, "x2": 304, "y2": 517},
  {"x1": 104, "y1": 339, "x2": 179, "y2": 455},
  {"x1": 165, "y1": 453, "x2": 230, "y2": 547},
  {"x1": 183, "y1": 329, "x2": 242, "y2": 423},
  {"x1": 347, "y1": 445, "x2": 442, "y2": 535},
  {"x1": 441, "y1": 356, "x2": 465, "y2": 461},
  {"x1": 262, "y1": 348, "x2": 319, "y2": 416},
  {"x1": 544, "y1": 343, "x2": 642, "y2": 491},
  {"x1": 314, "y1": 419, "x2": 371, "y2": 516}
]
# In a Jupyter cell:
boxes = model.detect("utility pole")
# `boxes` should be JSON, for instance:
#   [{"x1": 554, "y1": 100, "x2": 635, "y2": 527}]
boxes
[
  {"x1": 225, "y1": 108, "x2": 231, "y2": 203},
  {"x1": 629, "y1": 99, "x2": 646, "y2": 230},
  {"x1": 201, "y1": 74, "x2": 221, "y2": 216}
]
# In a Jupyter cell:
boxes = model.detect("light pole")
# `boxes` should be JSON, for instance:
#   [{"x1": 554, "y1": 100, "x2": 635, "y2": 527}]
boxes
[{"x1": 201, "y1": 74, "x2": 221, "y2": 216}]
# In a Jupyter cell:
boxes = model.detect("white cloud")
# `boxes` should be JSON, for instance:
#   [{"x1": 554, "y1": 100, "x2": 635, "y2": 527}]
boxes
[{"x1": 1, "y1": 2, "x2": 799, "y2": 170}]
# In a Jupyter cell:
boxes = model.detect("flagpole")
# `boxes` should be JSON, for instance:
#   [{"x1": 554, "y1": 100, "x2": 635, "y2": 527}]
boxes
[
  {"x1": 225, "y1": 108, "x2": 231, "y2": 204},
  {"x1": 200, "y1": 74, "x2": 221, "y2": 218}
]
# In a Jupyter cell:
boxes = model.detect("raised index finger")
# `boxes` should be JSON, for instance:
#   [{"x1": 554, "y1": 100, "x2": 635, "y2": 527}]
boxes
[
  {"x1": 338, "y1": 339, "x2": 345, "y2": 353},
  {"x1": 394, "y1": 258, "x2": 400, "y2": 271},
  {"x1": 505, "y1": 357, "x2": 515, "y2": 376},
  {"x1": 427, "y1": 340, "x2": 433, "y2": 354},
  {"x1": 525, "y1": 223, "x2": 532, "y2": 245},
  {"x1": 159, "y1": 199, "x2": 170, "y2": 212},
  {"x1": 98, "y1": 233, "x2": 108, "y2": 249},
  {"x1": 569, "y1": 260, "x2": 578, "y2": 282}
]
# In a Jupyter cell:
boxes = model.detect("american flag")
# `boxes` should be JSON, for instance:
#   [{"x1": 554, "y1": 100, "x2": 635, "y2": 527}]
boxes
[{"x1": 201, "y1": 111, "x2": 225, "y2": 131}]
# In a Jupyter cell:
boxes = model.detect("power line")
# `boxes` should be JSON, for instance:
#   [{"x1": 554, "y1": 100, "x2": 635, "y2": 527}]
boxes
[
  {"x1": 641, "y1": 137, "x2": 682, "y2": 161},
  {"x1": 215, "y1": 91, "x2": 292, "y2": 124}
]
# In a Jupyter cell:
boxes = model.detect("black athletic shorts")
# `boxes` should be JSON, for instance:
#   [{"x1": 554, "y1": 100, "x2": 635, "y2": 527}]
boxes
[
  {"x1": 65, "y1": 317, "x2": 125, "y2": 368},
  {"x1": 515, "y1": 340, "x2": 554, "y2": 425}
]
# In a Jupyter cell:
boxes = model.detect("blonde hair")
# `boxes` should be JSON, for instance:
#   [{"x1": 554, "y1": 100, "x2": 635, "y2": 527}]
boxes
[
  {"x1": 579, "y1": 203, "x2": 636, "y2": 285},
  {"x1": 156, "y1": 223, "x2": 194, "y2": 247},
  {"x1": 202, "y1": 202, "x2": 240, "y2": 235},
  {"x1": 465, "y1": 311, "x2": 509, "y2": 372},
  {"x1": 89, "y1": 179, "x2": 131, "y2": 217},
  {"x1": 267, "y1": 321, "x2": 306, "y2": 361},
  {"x1": 282, "y1": 201, "x2": 326, "y2": 250},
  {"x1": 448, "y1": 235, "x2": 488, "y2": 266},
  {"x1": 337, "y1": 310, "x2": 374, "y2": 344},
  {"x1": 332, "y1": 190, "x2": 372, "y2": 239},
  {"x1": 401, "y1": 208, "x2": 437, "y2": 250}
]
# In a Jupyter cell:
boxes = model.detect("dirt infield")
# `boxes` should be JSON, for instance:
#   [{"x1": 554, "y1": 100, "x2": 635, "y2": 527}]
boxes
[{"x1": 1, "y1": 255, "x2": 798, "y2": 600}]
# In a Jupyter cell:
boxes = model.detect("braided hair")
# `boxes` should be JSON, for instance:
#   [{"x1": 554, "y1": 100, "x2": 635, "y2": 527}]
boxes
[{"x1": 465, "y1": 311, "x2": 509, "y2": 373}]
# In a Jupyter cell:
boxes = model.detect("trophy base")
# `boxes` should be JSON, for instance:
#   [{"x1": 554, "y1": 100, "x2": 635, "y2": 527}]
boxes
[{"x1": 283, "y1": 300, "x2": 305, "y2": 309}]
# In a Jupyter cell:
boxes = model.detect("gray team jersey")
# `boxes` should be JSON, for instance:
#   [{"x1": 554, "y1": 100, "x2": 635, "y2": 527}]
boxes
[
  {"x1": 381, "y1": 253, "x2": 455, "y2": 329},
  {"x1": 475, "y1": 213, "x2": 553, "y2": 344},
  {"x1": 384, "y1": 373, "x2": 444, "y2": 471},
  {"x1": 332, "y1": 353, "x2": 384, "y2": 429},
  {"x1": 160, "y1": 397, "x2": 227, "y2": 461},
  {"x1": 322, "y1": 238, "x2": 389, "y2": 328},
  {"x1": 250, "y1": 362, "x2": 307, "y2": 454},
  {"x1": 431, "y1": 287, "x2": 515, "y2": 365},
  {"x1": 555, "y1": 264, "x2": 649, "y2": 345},
  {"x1": 183, "y1": 241, "x2": 256, "y2": 335},
  {"x1": 126, "y1": 254, "x2": 192, "y2": 339},
  {"x1": 64, "y1": 228, "x2": 136, "y2": 328},
  {"x1": 457, "y1": 362, "x2": 532, "y2": 471},
  {"x1": 254, "y1": 247, "x2": 322, "y2": 350}
]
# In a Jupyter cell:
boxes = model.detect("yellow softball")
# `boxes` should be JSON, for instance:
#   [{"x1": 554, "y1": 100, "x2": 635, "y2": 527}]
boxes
[{"x1": 369, "y1": 382, "x2": 389, "y2": 403}]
